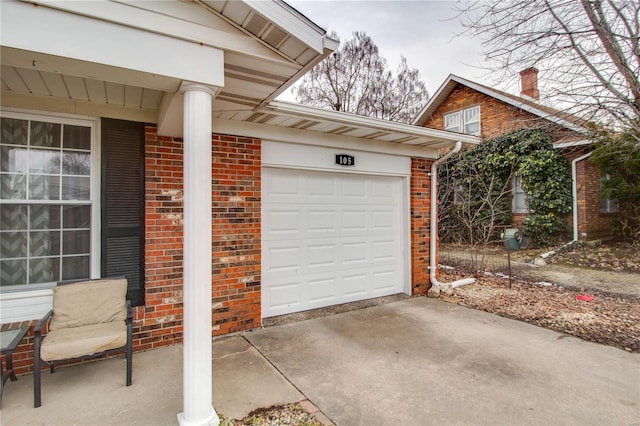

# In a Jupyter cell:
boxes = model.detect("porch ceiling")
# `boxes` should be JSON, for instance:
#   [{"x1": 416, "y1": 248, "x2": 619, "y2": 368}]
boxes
[{"x1": 0, "y1": 0, "x2": 335, "y2": 118}]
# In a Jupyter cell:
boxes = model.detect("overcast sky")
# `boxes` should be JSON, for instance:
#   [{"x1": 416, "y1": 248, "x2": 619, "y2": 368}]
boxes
[{"x1": 278, "y1": 0, "x2": 499, "y2": 102}]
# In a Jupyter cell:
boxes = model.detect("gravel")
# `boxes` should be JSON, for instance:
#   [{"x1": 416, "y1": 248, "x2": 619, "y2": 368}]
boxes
[{"x1": 220, "y1": 403, "x2": 323, "y2": 426}]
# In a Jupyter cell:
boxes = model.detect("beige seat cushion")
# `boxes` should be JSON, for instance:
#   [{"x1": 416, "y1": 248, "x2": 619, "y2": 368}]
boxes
[
  {"x1": 41, "y1": 322, "x2": 127, "y2": 362},
  {"x1": 50, "y1": 278, "x2": 127, "y2": 330}
]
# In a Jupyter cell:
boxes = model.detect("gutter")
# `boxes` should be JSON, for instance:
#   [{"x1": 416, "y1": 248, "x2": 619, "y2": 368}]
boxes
[{"x1": 427, "y1": 141, "x2": 476, "y2": 297}]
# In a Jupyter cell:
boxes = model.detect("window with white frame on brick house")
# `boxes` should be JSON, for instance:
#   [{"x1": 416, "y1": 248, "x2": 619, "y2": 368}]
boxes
[
  {"x1": 1, "y1": 113, "x2": 145, "y2": 307},
  {"x1": 512, "y1": 175, "x2": 529, "y2": 213},
  {"x1": 443, "y1": 106, "x2": 480, "y2": 135},
  {"x1": 600, "y1": 173, "x2": 618, "y2": 213},
  {"x1": 453, "y1": 184, "x2": 465, "y2": 206},
  {"x1": 1, "y1": 114, "x2": 94, "y2": 291}
]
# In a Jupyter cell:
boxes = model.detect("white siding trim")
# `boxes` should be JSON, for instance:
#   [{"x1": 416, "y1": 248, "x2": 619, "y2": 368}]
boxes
[
  {"x1": 262, "y1": 140, "x2": 411, "y2": 176},
  {"x1": 0, "y1": 289, "x2": 52, "y2": 323}
]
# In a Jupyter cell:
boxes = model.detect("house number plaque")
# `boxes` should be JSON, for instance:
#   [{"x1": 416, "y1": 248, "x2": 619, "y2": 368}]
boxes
[{"x1": 335, "y1": 154, "x2": 355, "y2": 166}]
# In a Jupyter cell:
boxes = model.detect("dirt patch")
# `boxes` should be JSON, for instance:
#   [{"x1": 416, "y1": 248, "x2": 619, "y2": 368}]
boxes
[{"x1": 439, "y1": 270, "x2": 640, "y2": 353}]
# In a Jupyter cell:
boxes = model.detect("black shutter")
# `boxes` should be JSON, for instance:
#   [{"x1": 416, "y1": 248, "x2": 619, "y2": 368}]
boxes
[{"x1": 101, "y1": 119, "x2": 145, "y2": 306}]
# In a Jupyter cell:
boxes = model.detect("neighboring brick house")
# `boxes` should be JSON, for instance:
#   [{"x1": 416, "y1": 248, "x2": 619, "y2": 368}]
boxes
[
  {"x1": 414, "y1": 68, "x2": 616, "y2": 242},
  {"x1": 0, "y1": 1, "x2": 477, "y2": 418}
]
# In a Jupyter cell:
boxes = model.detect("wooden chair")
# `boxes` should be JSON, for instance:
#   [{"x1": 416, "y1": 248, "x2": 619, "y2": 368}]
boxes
[{"x1": 33, "y1": 277, "x2": 132, "y2": 407}]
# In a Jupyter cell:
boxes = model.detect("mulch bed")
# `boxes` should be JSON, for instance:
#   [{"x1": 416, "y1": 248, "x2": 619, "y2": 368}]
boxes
[
  {"x1": 547, "y1": 241, "x2": 640, "y2": 273},
  {"x1": 439, "y1": 270, "x2": 640, "y2": 352}
]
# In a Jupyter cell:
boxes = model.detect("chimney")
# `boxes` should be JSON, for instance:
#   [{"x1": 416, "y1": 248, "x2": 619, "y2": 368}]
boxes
[{"x1": 520, "y1": 67, "x2": 539, "y2": 99}]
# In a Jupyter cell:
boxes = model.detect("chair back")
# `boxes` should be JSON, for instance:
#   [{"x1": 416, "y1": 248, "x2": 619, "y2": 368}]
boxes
[{"x1": 49, "y1": 278, "x2": 128, "y2": 330}]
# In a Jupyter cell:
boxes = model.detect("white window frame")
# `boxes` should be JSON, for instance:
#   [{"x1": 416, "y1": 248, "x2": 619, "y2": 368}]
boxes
[
  {"x1": 453, "y1": 184, "x2": 465, "y2": 206},
  {"x1": 600, "y1": 173, "x2": 618, "y2": 213},
  {"x1": 0, "y1": 109, "x2": 100, "y2": 294},
  {"x1": 443, "y1": 106, "x2": 481, "y2": 136},
  {"x1": 512, "y1": 175, "x2": 529, "y2": 213}
]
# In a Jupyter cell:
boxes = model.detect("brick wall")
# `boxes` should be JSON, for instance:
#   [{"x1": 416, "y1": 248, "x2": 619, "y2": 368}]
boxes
[
  {"x1": 4, "y1": 126, "x2": 261, "y2": 376},
  {"x1": 425, "y1": 85, "x2": 579, "y2": 141},
  {"x1": 140, "y1": 127, "x2": 185, "y2": 351},
  {"x1": 141, "y1": 129, "x2": 262, "y2": 341},
  {"x1": 210, "y1": 134, "x2": 261, "y2": 335},
  {"x1": 425, "y1": 84, "x2": 614, "y2": 240},
  {"x1": 410, "y1": 157, "x2": 433, "y2": 295}
]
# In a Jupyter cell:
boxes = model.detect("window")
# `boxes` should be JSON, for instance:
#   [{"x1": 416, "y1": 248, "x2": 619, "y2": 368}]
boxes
[
  {"x1": 443, "y1": 106, "x2": 480, "y2": 135},
  {"x1": 600, "y1": 174, "x2": 618, "y2": 213},
  {"x1": 453, "y1": 184, "x2": 465, "y2": 206},
  {"x1": 1, "y1": 114, "x2": 95, "y2": 292},
  {"x1": 512, "y1": 175, "x2": 529, "y2": 213}
]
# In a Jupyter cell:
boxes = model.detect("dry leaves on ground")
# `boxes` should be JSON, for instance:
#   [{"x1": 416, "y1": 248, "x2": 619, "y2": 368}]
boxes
[
  {"x1": 547, "y1": 242, "x2": 640, "y2": 273},
  {"x1": 439, "y1": 270, "x2": 640, "y2": 353}
]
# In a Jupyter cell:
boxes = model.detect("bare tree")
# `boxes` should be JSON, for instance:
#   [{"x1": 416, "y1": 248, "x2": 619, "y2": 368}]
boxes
[
  {"x1": 293, "y1": 31, "x2": 428, "y2": 124},
  {"x1": 459, "y1": 0, "x2": 640, "y2": 138}
]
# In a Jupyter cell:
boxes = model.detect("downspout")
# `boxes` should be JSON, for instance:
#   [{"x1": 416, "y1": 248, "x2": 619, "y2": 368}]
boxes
[
  {"x1": 427, "y1": 141, "x2": 476, "y2": 297},
  {"x1": 537, "y1": 151, "x2": 592, "y2": 263}
]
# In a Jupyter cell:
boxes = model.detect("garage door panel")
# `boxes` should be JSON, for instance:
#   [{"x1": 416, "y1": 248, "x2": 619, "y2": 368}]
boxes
[
  {"x1": 307, "y1": 243, "x2": 337, "y2": 268},
  {"x1": 266, "y1": 209, "x2": 301, "y2": 235},
  {"x1": 262, "y1": 168, "x2": 405, "y2": 318},
  {"x1": 342, "y1": 178, "x2": 367, "y2": 198},
  {"x1": 343, "y1": 273, "x2": 369, "y2": 297},
  {"x1": 341, "y1": 209, "x2": 368, "y2": 232},
  {"x1": 266, "y1": 245, "x2": 300, "y2": 274},
  {"x1": 265, "y1": 169, "x2": 302, "y2": 199},
  {"x1": 308, "y1": 174, "x2": 337, "y2": 198},
  {"x1": 372, "y1": 210, "x2": 395, "y2": 230},
  {"x1": 307, "y1": 209, "x2": 337, "y2": 232},
  {"x1": 373, "y1": 270, "x2": 396, "y2": 291},
  {"x1": 268, "y1": 281, "x2": 302, "y2": 311},
  {"x1": 308, "y1": 277, "x2": 338, "y2": 304},
  {"x1": 343, "y1": 242, "x2": 367, "y2": 264},
  {"x1": 371, "y1": 180, "x2": 396, "y2": 200}
]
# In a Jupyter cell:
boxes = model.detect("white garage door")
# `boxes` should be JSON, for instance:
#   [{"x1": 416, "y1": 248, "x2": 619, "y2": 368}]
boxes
[{"x1": 262, "y1": 168, "x2": 405, "y2": 318}]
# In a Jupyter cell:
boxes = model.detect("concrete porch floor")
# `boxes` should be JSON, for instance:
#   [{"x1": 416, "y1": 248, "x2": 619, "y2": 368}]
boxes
[
  {"x1": 1, "y1": 297, "x2": 639, "y2": 425},
  {"x1": 0, "y1": 336, "x2": 305, "y2": 425}
]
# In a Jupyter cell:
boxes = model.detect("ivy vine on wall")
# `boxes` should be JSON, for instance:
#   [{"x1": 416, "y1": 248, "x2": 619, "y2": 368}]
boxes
[{"x1": 438, "y1": 128, "x2": 572, "y2": 248}]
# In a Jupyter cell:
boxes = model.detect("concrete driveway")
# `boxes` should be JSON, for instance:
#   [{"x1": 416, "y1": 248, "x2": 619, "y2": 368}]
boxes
[
  {"x1": 247, "y1": 297, "x2": 640, "y2": 426},
  {"x1": 1, "y1": 297, "x2": 638, "y2": 425}
]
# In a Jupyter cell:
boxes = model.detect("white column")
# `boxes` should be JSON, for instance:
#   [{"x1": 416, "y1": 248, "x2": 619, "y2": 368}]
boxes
[{"x1": 178, "y1": 84, "x2": 219, "y2": 426}]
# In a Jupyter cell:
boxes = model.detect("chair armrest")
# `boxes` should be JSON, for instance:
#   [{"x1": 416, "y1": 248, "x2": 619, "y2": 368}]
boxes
[
  {"x1": 126, "y1": 300, "x2": 132, "y2": 324},
  {"x1": 34, "y1": 310, "x2": 53, "y2": 336},
  {"x1": 34, "y1": 310, "x2": 53, "y2": 348}
]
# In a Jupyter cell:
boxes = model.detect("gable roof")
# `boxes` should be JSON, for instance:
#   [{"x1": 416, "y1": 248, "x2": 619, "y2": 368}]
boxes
[{"x1": 413, "y1": 74, "x2": 589, "y2": 135}]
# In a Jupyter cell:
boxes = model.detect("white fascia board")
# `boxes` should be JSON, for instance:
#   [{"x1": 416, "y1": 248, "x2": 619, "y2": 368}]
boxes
[
  {"x1": 243, "y1": 0, "x2": 327, "y2": 53},
  {"x1": 266, "y1": 101, "x2": 480, "y2": 146},
  {"x1": 553, "y1": 139, "x2": 593, "y2": 149},
  {"x1": 213, "y1": 117, "x2": 446, "y2": 159},
  {"x1": 24, "y1": 0, "x2": 285, "y2": 65},
  {"x1": 1, "y1": 91, "x2": 158, "y2": 123},
  {"x1": 3, "y1": 0, "x2": 224, "y2": 89},
  {"x1": 413, "y1": 74, "x2": 456, "y2": 125}
]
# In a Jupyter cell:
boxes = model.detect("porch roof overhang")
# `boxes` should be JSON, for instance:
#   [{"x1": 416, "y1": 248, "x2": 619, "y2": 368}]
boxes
[
  {"x1": 0, "y1": 0, "x2": 477, "y2": 156},
  {"x1": 0, "y1": 0, "x2": 337, "y2": 132},
  {"x1": 214, "y1": 101, "x2": 479, "y2": 157}
]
